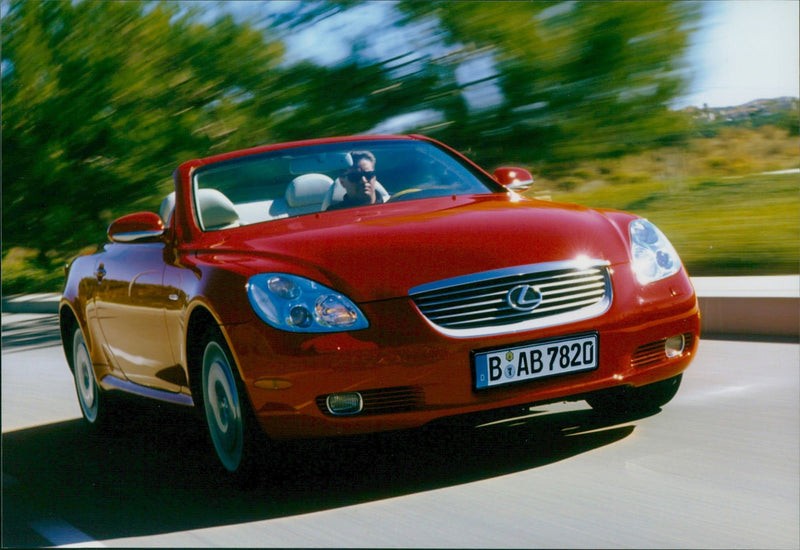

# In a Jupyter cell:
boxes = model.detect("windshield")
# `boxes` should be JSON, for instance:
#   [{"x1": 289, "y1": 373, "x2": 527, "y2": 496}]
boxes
[{"x1": 191, "y1": 139, "x2": 502, "y2": 231}]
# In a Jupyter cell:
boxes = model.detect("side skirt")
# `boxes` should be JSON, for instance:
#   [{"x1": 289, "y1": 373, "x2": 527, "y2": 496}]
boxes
[{"x1": 100, "y1": 375, "x2": 195, "y2": 407}]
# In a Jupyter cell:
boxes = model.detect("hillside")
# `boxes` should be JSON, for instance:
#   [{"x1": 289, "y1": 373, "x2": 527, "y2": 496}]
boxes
[{"x1": 683, "y1": 97, "x2": 799, "y2": 129}]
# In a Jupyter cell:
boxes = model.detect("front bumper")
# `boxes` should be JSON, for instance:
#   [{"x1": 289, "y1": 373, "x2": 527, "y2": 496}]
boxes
[{"x1": 225, "y1": 271, "x2": 700, "y2": 440}]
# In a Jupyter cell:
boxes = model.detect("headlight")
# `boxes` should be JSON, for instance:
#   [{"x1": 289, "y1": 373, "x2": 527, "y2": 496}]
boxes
[
  {"x1": 629, "y1": 219, "x2": 681, "y2": 284},
  {"x1": 247, "y1": 273, "x2": 369, "y2": 333}
]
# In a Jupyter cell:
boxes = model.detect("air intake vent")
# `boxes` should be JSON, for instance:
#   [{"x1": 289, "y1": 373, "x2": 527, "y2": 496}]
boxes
[
  {"x1": 631, "y1": 333, "x2": 694, "y2": 368},
  {"x1": 316, "y1": 386, "x2": 424, "y2": 416}
]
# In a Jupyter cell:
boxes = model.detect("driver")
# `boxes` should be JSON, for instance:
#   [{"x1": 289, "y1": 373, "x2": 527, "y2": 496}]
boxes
[{"x1": 326, "y1": 151, "x2": 386, "y2": 210}]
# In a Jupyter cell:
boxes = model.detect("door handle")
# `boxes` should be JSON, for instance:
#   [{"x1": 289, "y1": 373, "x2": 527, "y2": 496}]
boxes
[{"x1": 95, "y1": 264, "x2": 107, "y2": 282}]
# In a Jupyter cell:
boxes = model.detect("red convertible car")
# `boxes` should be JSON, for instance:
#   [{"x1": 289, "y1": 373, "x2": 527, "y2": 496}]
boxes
[{"x1": 60, "y1": 135, "x2": 700, "y2": 476}]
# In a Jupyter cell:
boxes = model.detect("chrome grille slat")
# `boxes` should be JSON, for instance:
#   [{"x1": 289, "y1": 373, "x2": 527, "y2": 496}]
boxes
[
  {"x1": 545, "y1": 289, "x2": 606, "y2": 304},
  {"x1": 538, "y1": 273, "x2": 605, "y2": 288},
  {"x1": 421, "y1": 295, "x2": 507, "y2": 315},
  {"x1": 410, "y1": 260, "x2": 613, "y2": 337},
  {"x1": 414, "y1": 270, "x2": 604, "y2": 305},
  {"x1": 542, "y1": 278, "x2": 605, "y2": 292},
  {"x1": 419, "y1": 281, "x2": 605, "y2": 317},
  {"x1": 440, "y1": 297, "x2": 603, "y2": 328}
]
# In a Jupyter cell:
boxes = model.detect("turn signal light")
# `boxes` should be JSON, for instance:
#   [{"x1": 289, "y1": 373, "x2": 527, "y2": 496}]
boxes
[{"x1": 254, "y1": 378, "x2": 293, "y2": 390}]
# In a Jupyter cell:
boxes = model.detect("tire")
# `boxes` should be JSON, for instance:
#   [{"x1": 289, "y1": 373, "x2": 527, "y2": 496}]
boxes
[
  {"x1": 588, "y1": 374, "x2": 682, "y2": 418},
  {"x1": 200, "y1": 327, "x2": 264, "y2": 479},
  {"x1": 72, "y1": 326, "x2": 113, "y2": 428}
]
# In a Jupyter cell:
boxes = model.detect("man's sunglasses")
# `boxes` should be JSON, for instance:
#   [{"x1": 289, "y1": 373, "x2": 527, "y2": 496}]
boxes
[{"x1": 346, "y1": 170, "x2": 376, "y2": 182}]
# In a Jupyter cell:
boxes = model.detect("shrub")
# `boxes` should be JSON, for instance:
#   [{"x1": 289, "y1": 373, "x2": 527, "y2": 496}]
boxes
[{"x1": 2, "y1": 247, "x2": 68, "y2": 295}]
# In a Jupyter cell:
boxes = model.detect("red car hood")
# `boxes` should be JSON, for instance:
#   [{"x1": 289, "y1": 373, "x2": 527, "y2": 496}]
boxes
[{"x1": 207, "y1": 194, "x2": 634, "y2": 303}]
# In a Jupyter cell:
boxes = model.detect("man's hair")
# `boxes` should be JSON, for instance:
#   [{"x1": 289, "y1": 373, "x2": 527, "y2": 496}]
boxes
[{"x1": 349, "y1": 150, "x2": 376, "y2": 166}]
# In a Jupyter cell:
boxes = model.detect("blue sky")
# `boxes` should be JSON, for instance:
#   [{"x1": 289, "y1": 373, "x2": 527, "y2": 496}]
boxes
[{"x1": 678, "y1": 0, "x2": 799, "y2": 107}]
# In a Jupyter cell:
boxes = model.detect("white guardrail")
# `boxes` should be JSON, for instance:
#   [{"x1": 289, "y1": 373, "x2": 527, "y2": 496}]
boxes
[{"x1": 2, "y1": 276, "x2": 799, "y2": 339}]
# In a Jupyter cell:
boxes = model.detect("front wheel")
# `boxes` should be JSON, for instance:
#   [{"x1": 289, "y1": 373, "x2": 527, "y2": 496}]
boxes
[
  {"x1": 587, "y1": 374, "x2": 682, "y2": 418},
  {"x1": 200, "y1": 328, "x2": 264, "y2": 478},
  {"x1": 72, "y1": 326, "x2": 113, "y2": 428}
]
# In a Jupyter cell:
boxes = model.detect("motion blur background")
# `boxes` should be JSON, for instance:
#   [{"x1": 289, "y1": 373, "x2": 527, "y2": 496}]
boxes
[{"x1": 2, "y1": 0, "x2": 798, "y2": 294}]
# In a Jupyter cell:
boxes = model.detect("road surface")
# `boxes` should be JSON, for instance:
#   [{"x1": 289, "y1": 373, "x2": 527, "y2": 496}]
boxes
[{"x1": 2, "y1": 312, "x2": 798, "y2": 548}]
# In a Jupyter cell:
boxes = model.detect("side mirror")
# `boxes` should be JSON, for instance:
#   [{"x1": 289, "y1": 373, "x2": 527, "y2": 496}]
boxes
[
  {"x1": 107, "y1": 212, "x2": 165, "y2": 243},
  {"x1": 494, "y1": 167, "x2": 534, "y2": 191}
]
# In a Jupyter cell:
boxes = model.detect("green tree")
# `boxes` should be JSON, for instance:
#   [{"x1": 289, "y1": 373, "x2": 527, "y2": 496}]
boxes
[
  {"x1": 1, "y1": 0, "x2": 703, "y2": 293},
  {"x1": 394, "y1": 1, "x2": 701, "y2": 167},
  {"x1": 2, "y1": 0, "x2": 289, "y2": 243},
  {"x1": 0, "y1": 0, "x2": 449, "y2": 292},
  {"x1": 2, "y1": 0, "x2": 287, "y2": 291}
]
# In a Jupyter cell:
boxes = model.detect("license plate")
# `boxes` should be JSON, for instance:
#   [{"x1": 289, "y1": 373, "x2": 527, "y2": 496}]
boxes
[{"x1": 473, "y1": 333, "x2": 598, "y2": 390}]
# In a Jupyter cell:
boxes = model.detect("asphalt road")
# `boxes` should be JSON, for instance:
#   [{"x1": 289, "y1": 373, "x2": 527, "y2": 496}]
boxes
[{"x1": 2, "y1": 312, "x2": 798, "y2": 548}]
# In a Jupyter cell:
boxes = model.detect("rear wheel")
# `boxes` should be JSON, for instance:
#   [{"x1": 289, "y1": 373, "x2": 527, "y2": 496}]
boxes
[
  {"x1": 72, "y1": 327, "x2": 113, "y2": 428},
  {"x1": 200, "y1": 327, "x2": 264, "y2": 479},
  {"x1": 588, "y1": 374, "x2": 682, "y2": 417}
]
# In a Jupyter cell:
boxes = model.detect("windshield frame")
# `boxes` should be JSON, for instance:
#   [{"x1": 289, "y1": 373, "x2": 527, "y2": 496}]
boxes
[{"x1": 190, "y1": 138, "x2": 506, "y2": 232}]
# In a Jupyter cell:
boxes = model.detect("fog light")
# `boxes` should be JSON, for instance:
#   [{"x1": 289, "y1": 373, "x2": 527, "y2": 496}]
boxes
[
  {"x1": 326, "y1": 392, "x2": 363, "y2": 415},
  {"x1": 665, "y1": 334, "x2": 686, "y2": 358}
]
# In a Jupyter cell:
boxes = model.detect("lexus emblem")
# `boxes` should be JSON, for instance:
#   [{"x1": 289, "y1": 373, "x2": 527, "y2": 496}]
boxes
[{"x1": 507, "y1": 284, "x2": 543, "y2": 311}]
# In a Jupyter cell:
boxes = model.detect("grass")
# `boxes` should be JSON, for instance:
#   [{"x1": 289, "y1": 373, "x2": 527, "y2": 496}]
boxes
[
  {"x1": 539, "y1": 171, "x2": 799, "y2": 276},
  {"x1": 528, "y1": 125, "x2": 799, "y2": 276}
]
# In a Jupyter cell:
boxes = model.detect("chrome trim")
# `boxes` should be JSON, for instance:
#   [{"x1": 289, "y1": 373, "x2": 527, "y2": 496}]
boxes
[
  {"x1": 410, "y1": 259, "x2": 609, "y2": 294},
  {"x1": 100, "y1": 375, "x2": 194, "y2": 406},
  {"x1": 111, "y1": 230, "x2": 165, "y2": 243},
  {"x1": 409, "y1": 259, "x2": 613, "y2": 338},
  {"x1": 506, "y1": 284, "x2": 544, "y2": 311}
]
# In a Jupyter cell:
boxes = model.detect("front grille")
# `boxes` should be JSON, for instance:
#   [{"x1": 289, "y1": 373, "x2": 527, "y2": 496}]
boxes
[
  {"x1": 409, "y1": 260, "x2": 612, "y2": 337},
  {"x1": 316, "y1": 386, "x2": 424, "y2": 416}
]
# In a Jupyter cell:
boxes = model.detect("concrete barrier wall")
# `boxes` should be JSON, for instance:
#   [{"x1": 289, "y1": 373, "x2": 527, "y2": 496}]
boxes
[
  {"x1": 693, "y1": 276, "x2": 799, "y2": 339},
  {"x1": 3, "y1": 276, "x2": 799, "y2": 339},
  {"x1": 698, "y1": 296, "x2": 798, "y2": 338}
]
